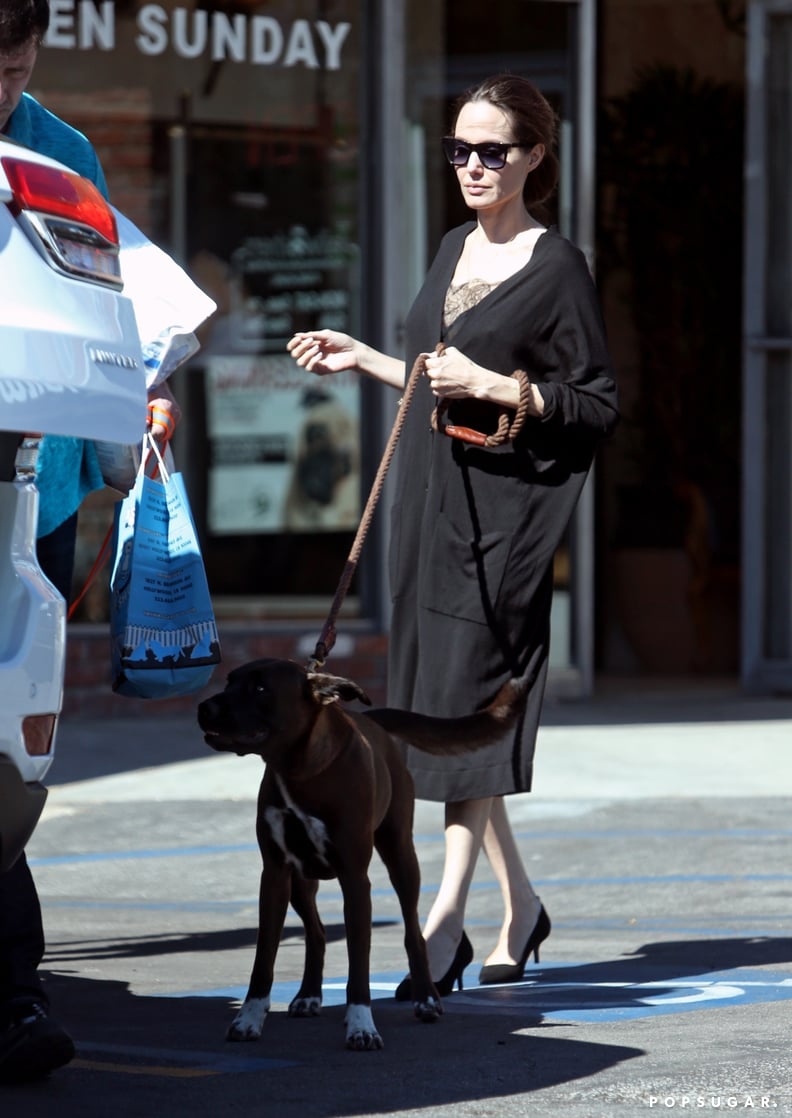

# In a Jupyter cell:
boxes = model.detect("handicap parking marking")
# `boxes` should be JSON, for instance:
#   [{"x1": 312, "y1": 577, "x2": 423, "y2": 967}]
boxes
[
  {"x1": 162, "y1": 967, "x2": 792, "y2": 1025},
  {"x1": 371, "y1": 966, "x2": 792, "y2": 1023}
]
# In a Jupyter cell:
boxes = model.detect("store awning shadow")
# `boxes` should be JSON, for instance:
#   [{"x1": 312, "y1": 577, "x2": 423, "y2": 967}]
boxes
[{"x1": 543, "y1": 681, "x2": 792, "y2": 727}]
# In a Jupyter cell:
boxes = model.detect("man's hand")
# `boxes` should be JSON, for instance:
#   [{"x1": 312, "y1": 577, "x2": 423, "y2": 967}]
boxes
[{"x1": 146, "y1": 381, "x2": 181, "y2": 444}]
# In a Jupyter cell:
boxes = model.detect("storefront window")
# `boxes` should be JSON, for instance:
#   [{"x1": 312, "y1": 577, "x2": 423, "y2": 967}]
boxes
[
  {"x1": 32, "y1": 0, "x2": 596, "y2": 683},
  {"x1": 35, "y1": 1, "x2": 365, "y2": 618}
]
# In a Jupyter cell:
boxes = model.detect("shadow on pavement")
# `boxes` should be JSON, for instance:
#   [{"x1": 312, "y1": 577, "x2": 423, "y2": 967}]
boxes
[
  {"x1": 41, "y1": 921, "x2": 381, "y2": 963},
  {"x1": 13, "y1": 935, "x2": 787, "y2": 1115},
  {"x1": 540, "y1": 685, "x2": 792, "y2": 727},
  {"x1": 624, "y1": 934, "x2": 792, "y2": 971},
  {"x1": 0, "y1": 970, "x2": 645, "y2": 1118},
  {"x1": 48, "y1": 717, "x2": 209, "y2": 785},
  {"x1": 14, "y1": 936, "x2": 785, "y2": 1116}
]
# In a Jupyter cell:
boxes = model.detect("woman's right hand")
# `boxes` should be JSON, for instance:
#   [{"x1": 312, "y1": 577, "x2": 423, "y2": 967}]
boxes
[{"x1": 287, "y1": 330, "x2": 359, "y2": 376}]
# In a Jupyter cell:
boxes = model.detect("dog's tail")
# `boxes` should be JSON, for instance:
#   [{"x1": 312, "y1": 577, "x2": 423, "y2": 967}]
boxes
[{"x1": 365, "y1": 676, "x2": 529, "y2": 756}]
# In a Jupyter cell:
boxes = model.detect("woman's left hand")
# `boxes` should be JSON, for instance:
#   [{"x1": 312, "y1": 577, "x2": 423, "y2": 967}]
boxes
[
  {"x1": 146, "y1": 381, "x2": 182, "y2": 444},
  {"x1": 425, "y1": 347, "x2": 541, "y2": 414}
]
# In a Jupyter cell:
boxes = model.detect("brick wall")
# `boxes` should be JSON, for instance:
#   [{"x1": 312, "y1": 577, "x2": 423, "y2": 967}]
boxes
[
  {"x1": 30, "y1": 86, "x2": 154, "y2": 230},
  {"x1": 63, "y1": 625, "x2": 390, "y2": 719}
]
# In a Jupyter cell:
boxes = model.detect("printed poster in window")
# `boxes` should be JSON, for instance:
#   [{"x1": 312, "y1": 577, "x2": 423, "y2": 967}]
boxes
[{"x1": 205, "y1": 355, "x2": 360, "y2": 535}]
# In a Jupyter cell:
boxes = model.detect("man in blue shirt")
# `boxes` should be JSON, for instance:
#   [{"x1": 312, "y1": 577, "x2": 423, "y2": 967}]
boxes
[
  {"x1": 0, "y1": 0, "x2": 177, "y2": 1082},
  {"x1": 2, "y1": 3, "x2": 109, "y2": 593}
]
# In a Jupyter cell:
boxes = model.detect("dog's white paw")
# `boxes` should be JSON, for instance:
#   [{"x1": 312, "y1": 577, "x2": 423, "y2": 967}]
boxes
[
  {"x1": 288, "y1": 995, "x2": 322, "y2": 1017},
  {"x1": 413, "y1": 995, "x2": 442, "y2": 1023},
  {"x1": 226, "y1": 996, "x2": 270, "y2": 1041},
  {"x1": 344, "y1": 1004, "x2": 384, "y2": 1051}
]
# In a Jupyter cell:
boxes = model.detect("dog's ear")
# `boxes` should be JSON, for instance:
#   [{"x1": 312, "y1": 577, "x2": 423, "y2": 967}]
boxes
[{"x1": 306, "y1": 672, "x2": 372, "y2": 707}]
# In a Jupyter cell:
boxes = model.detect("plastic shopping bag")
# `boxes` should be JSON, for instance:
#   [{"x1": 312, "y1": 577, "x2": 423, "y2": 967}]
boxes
[
  {"x1": 113, "y1": 207, "x2": 217, "y2": 390},
  {"x1": 93, "y1": 207, "x2": 217, "y2": 493},
  {"x1": 109, "y1": 436, "x2": 221, "y2": 699}
]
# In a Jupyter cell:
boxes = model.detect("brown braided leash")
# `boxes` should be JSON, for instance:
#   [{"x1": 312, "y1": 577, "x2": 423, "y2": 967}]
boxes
[
  {"x1": 308, "y1": 346, "x2": 533, "y2": 670},
  {"x1": 430, "y1": 343, "x2": 533, "y2": 447},
  {"x1": 308, "y1": 349, "x2": 429, "y2": 671}
]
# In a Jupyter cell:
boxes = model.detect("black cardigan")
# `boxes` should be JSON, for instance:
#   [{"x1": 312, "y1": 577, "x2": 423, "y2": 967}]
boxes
[{"x1": 387, "y1": 224, "x2": 618, "y2": 803}]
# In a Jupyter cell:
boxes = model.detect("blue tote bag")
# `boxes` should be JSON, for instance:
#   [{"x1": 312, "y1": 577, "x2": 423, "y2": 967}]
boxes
[{"x1": 109, "y1": 435, "x2": 221, "y2": 699}]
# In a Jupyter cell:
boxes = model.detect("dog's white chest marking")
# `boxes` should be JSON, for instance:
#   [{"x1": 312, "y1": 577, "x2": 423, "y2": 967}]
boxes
[{"x1": 263, "y1": 775, "x2": 332, "y2": 876}]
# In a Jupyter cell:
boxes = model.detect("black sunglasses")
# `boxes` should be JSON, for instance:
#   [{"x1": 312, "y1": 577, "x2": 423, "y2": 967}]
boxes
[{"x1": 442, "y1": 137, "x2": 525, "y2": 170}]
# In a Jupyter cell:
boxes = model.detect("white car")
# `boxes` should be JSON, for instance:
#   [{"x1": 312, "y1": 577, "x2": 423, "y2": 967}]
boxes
[{"x1": 0, "y1": 135, "x2": 148, "y2": 873}]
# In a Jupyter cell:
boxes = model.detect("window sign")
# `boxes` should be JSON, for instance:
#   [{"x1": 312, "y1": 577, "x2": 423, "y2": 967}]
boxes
[
  {"x1": 205, "y1": 356, "x2": 360, "y2": 535},
  {"x1": 205, "y1": 225, "x2": 360, "y2": 537},
  {"x1": 46, "y1": 3, "x2": 351, "y2": 71}
]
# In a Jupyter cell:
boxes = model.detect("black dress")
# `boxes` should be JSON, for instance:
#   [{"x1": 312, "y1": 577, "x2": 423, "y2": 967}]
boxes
[{"x1": 387, "y1": 224, "x2": 619, "y2": 803}]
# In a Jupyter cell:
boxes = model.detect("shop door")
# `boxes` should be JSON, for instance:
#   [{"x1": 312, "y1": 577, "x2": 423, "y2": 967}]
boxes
[
  {"x1": 743, "y1": 0, "x2": 792, "y2": 691},
  {"x1": 401, "y1": 0, "x2": 598, "y2": 696}
]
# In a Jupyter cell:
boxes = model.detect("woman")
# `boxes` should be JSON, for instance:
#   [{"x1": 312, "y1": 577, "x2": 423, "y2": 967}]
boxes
[{"x1": 287, "y1": 74, "x2": 618, "y2": 995}]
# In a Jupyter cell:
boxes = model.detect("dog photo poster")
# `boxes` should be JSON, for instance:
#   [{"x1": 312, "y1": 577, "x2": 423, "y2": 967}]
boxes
[{"x1": 205, "y1": 354, "x2": 361, "y2": 535}]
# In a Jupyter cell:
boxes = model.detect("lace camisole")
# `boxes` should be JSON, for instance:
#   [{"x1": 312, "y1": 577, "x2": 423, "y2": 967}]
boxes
[{"x1": 443, "y1": 279, "x2": 501, "y2": 329}]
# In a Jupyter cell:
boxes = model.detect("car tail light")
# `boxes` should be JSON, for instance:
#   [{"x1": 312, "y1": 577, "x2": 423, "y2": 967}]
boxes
[
  {"x1": 22, "y1": 714, "x2": 56, "y2": 757},
  {"x1": 1, "y1": 156, "x2": 122, "y2": 288}
]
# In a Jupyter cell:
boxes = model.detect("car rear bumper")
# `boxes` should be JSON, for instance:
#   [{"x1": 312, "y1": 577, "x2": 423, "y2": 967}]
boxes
[{"x1": 0, "y1": 476, "x2": 64, "y2": 786}]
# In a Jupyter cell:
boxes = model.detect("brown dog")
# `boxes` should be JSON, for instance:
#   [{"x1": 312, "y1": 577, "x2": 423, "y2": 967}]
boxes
[{"x1": 197, "y1": 657, "x2": 525, "y2": 1051}]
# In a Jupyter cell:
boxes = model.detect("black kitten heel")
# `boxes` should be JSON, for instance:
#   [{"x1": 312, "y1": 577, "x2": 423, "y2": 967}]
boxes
[
  {"x1": 477, "y1": 904, "x2": 551, "y2": 985},
  {"x1": 394, "y1": 931, "x2": 474, "y2": 1001}
]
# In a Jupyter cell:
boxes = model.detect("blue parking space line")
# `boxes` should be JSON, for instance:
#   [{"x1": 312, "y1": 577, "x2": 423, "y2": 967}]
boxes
[
  {"x1": 31, "y1": 839, "x2": 792, "y2": 891},
  {"x1": 39, "y1": 872, "x2": 792, "y2": 916},
  {"x1": 537, "y1": 826, "x2": 792, "y2": 838},
  {"x1": 30, "y1": 826, "x2": 792, "y2": 867},
  {"x1": 44, "y1": 898, "x2": 259, "y2": 913},
  {"x1": 469, "y1": 872, "x2": 792, "y2": 888},
  {"x1": 413, "y1": 826, "x2": 792, "y2": 843},
  {"x1": 29, "y1": 844, "x2": 258, "y2": 866},
  {"x1": 464, "y1": 919, "x2": 792, "y2": 936}
]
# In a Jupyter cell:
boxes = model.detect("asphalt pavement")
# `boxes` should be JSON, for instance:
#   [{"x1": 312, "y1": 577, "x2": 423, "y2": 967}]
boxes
[{"x1": 5, "y1": 678, "x2": 792, "y2": 1117}]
